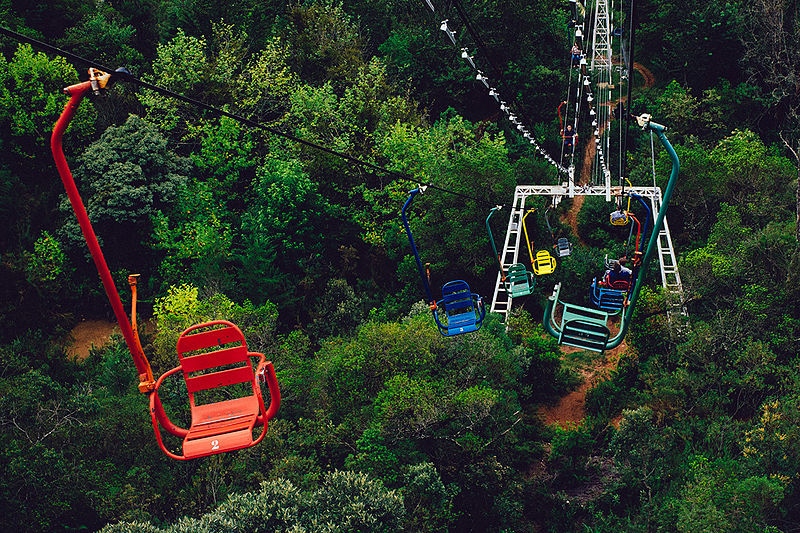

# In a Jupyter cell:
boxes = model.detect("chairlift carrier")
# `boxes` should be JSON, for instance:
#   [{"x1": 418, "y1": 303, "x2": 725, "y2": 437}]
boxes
[
  {"x1": 402, "y1": 188, "x2": 486, "y2": 336},
  {"x1": 50, "y1": 68, "x2": 281, "y2": 459}
]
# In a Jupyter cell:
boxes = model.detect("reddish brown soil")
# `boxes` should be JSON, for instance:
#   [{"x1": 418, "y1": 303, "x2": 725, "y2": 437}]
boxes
[
  {"x1": 633, "y1": 62, "x2": 655, "y2": 89},
  {"x1": 539, "y1": 342, "x2": 628, "y2": 428},
  {"x1": 64, "y1": 319, "x2": 118, "y2": 361}
]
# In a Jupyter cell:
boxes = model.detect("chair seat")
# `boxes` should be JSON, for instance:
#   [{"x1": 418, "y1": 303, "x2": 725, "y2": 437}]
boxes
[
  {"x1": 533, "y1": 250, "x2": 556, "y2": 275},
  {"x1": 149, "y1": 320, "x2": 282, "y2": 460},
  {"x1": 445, "y1": 310, "x2": 479, "y2": 329},
  {"x1": 507, "y1": 263, "x2": 535, "y2": 297},
  {"x1": 183, "y1": 428, "x2": 256, "y2": 459},
  {"x1": 183, "y1": 396, "x2": 260, "y2": 458},
  {"x1": 435, "y1": 280, "x2": 485, "y2": 336}
]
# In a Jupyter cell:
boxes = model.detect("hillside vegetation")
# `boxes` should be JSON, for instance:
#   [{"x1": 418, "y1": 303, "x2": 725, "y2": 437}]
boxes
[{"x1": 1, "y1": 1, "x2": 799, "y2": 531}]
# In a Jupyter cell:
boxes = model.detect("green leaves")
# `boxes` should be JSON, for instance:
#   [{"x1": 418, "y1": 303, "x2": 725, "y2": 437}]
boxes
[
  {"x1": 71, "y1": 114, "x2": 188, "y2": 225},
  {"x1": 151, "y1": 283, "x2": 277, "y2": 370},
  {"x1": 0, "y1": 44, "x2": 92, "y2": 151},
  {"x1": 102, "y1": 472, "x2": 404, "y2": 533},
  {"x1": 25, "y1": 230, "x2": 69, "y2": 289},
  {"x1": 676, "y1": 455, "x2": 785, "y2": 533}
]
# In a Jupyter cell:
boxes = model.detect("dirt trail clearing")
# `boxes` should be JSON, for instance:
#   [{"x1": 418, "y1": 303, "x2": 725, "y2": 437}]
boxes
[
  {"x1": 64, "y1": 319, "x2": 118, "y2": 360},
  {"x1": 539, "y1": 342, "x2": 627, "y2": 428}
]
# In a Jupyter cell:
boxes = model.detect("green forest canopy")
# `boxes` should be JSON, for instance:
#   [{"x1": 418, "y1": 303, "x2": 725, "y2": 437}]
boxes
[{"x1": 1, "y1": 0, "x2": 800, "y2": 531}]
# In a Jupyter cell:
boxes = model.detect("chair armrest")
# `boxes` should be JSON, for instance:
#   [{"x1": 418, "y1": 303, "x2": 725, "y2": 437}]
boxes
[
  {"x1": 258, "y1": 361, "x2": 281, "y2": 422},
  {"x1": 150, "y1": 366, "x2": 189, "y2": 439}
]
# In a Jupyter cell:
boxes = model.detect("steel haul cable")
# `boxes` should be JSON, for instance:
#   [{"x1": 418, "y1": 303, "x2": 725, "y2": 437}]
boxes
[{"x1": 0, "y1": 25, "x2": 502, "y2": 209}]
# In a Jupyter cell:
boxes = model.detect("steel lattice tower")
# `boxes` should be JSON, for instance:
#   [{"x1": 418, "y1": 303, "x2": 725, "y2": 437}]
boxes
[{"x1": 590, "y1": 0, "x2": 612, "y2": 74}]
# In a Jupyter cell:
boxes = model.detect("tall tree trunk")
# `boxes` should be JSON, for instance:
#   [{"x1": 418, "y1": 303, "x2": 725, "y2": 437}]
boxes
[{"x1": 779, "y1": 133, "x2": 800, "y2": 243}]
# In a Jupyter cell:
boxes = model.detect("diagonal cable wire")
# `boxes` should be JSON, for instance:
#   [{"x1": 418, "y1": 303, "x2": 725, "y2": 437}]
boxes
[
  {"x1": 429, "y1": 1, "x2": 571, "y2": 175},
  {"x1": 0, "y1": 25, "x2": 503, "y2": 208}
]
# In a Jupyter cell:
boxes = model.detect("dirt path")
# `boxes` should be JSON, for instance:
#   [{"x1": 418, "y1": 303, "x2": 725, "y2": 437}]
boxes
[
  {"x1": 541, "y1": 63, "x2": 653, "y2": 428},
  {"x1": 538, "y1": 341, "x2": 627, "y2": 428},
  {"x1": 63, "y1": 319, "x2": 118, "y2": 360},
  {"x1": 633, "y1": 62, "x2": 655, "y2": 89}
]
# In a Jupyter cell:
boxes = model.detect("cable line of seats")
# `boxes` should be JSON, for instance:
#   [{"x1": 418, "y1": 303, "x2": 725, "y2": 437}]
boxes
[
  {"x1": 402, "y1": 187, "x2": 486, "y2": 336},
  {"x1": 542, "y1": 114, "x2": 680, "y2": 353},
  {"x1": 50, "y1": 68, "x2": 280, "y2": 460}
]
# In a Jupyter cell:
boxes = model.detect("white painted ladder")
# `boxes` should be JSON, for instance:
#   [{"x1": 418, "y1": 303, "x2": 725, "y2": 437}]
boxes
[
  {"x1": 490, "y1": 185, "x2": 687, "y2": 325},
  {"x1": 489, "y1": 189, "x2": 528, "y2": 316},
  {"x1": 650, "y1": 193, "x2": 688, "y2": 328}
]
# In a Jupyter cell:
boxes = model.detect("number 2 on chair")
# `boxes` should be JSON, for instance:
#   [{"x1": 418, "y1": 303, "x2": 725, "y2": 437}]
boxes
[{"x1": 211, "y1": 439, "x2": 220, "y2": 450}]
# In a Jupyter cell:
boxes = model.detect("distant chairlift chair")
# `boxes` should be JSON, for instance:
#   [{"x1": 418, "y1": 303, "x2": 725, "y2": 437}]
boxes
[
  {"x1": 589, "y1": 278, "x2": 629, "y2": 312},
  {"x1": 506, "y1": 263, "x2": 536, "y2": 298},
  {"x1": 545, "y1": 207, "x2": 573, "y2": 258},
  {"x1": 555, "y1": 237, "x2": 573, "y2": 258},
  {"x1": 433, "y1": 280, "x2": 486, "y2": 336},
  {"x1": 533, "y1": 249, "x2": 557, "y2": 275}
]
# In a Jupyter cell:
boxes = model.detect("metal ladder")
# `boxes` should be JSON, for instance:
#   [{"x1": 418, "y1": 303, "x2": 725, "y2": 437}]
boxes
[
  {"x1": 489, "y1": 190, "x2": 528, "y2": 316},
  {"x1": 650, "y1": 194, "x2": 689, "y2": 328}
]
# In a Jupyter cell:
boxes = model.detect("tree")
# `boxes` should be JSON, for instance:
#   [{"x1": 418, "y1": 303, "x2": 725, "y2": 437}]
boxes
[
  {"x1": 61, "y1": 114, "x2": 188, "y2": 275},
  {"x1": 636, "y1": 0, "x2": 745, "y2": 91},
  {"x1": 0, "y1": 43, "x2": 97, "y2": 336},
  {"x1": 738, "y1": 0, "x2": 800, "y2": 243},
  {"x1": 151, "y1": 179, "x2": 234, "y2": 291},
  {"x1": 0, "y1": 43, "x2": 95, "y2": 241},
  {"x1": 58, "y1": 4, "x2": 146, "y2": 75},
  {"x1": 378, "y1": 113, "x2": 516, "y2": 292},
  {"x1": 610, "y1": 407, "x2": 682, "y2": 511},
  {"x1": 281, "y1": 0, "x2": 365, "y2": 89},
  {"x1": 138, "y1": 23, "x2": 254, "y2": 146},
  {"x1": 781, "y1": 134, "x2": 800, "y2": 243},
  {"x1": 101, "y1": 471, "x2": 404, "y2": 532},
  {"x1": 236, "y1": 152, "x2": 333, "y2": 320},
  {"x1": 676, "y1": 455, "x2": 784, "y2": 533}
]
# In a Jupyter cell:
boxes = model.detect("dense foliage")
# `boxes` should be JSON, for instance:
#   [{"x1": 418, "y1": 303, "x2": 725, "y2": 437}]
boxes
[{"x1": 1, "y1": 0, "x2": 799, "y2": 531}]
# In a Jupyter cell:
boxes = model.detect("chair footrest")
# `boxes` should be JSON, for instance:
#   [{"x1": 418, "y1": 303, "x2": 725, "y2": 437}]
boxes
[
  {"x1": 560, "y1": 319, "x2": 610, "y2": 353},
  {"x1": 184, "y1": 427, "x2": 255, "y2": 459}
]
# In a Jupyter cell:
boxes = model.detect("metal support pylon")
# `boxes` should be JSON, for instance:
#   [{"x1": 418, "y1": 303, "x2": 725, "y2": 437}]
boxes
[
  {"x1": 490, "y1": 190, "x2": 528, "y2": 316},
  {"x1": 590, "y1": 0, "x2": 612, "y2": 73},
  {"x1": 490, "y1": 185, "x2": 688, "y2": 330}
]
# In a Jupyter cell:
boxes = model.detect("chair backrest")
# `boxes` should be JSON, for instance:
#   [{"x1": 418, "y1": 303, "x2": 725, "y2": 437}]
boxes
[
  {"x1": 533, "y1": 250, "x2": 557, "y2": 275},
  {"x1": 176, "y1": 320, "x2": 255, "y2": 406},
  {"x1": 440, "y1": 280, "x2": 475, "y2": 316},
  {"x1": 590, "y1": 279, "x2": 627, "y2": 312},
  {"x1": 556, "y1": 237, "x2": 572, "y2": 257},
  {"x1": 607, "y1": 279, "x2": 631, "y2": 290},
  {"x1": 506, "y1": 263, "x2": 534, "y2": 297},
  {"x1": 436, "y1": 280, "x2": 484, "y2": 335}
]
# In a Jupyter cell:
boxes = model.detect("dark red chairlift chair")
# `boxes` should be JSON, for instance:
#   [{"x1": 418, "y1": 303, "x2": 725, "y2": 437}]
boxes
[{"x1": 51, "y1": 68, "x2": 280, "y2": 460}]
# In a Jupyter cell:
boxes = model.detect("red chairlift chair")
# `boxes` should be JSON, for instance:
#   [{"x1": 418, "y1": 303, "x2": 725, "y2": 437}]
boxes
[
  {"x1": 51, "y1": 68, "x2": 281, "y2": 460},
  {"x1": 150, "y1": 320, "x2": 281, "y2": 460}
]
